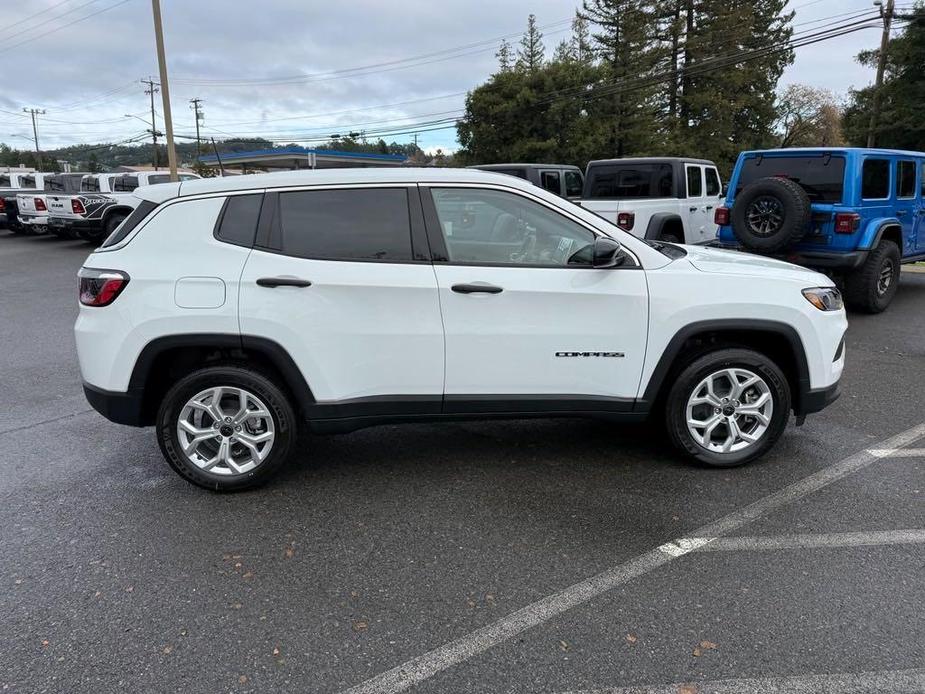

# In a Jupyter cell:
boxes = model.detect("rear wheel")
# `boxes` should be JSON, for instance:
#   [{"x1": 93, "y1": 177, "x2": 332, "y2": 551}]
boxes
[
  {"x1": 81, "y1": 213, "x2": 125, "y2": 244},
  {"x1": 156, "y1": 365, "x2": 297, "y2": 491},
  {"x1": 843, "y1": 239, "x2": 900, "y2": 314},
  {"x1": 665, "y1": 348, "x2": 791, "y2": 467}
]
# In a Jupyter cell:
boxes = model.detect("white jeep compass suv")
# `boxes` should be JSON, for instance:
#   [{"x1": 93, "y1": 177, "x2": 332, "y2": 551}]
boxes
[{"x1": 75, "y1": 169, "x2": 846, "y2": 491}]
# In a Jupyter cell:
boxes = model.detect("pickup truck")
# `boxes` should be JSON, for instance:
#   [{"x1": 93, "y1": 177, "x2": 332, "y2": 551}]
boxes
[
  {"x1": 580, "y1": 157, "x2": 724, "y2": 245},
  {"x1": 48, "y1": 171, "x2": 199, "y2": 242},
  {"x1": 1, "y1": 171, "x2": 46, "y2": 232},
  {"x1": 17, "y1": 173, "x2": 86, "y2": 235}
]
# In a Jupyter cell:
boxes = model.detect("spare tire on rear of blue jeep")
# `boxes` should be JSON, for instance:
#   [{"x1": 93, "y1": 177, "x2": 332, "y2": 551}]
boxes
[{"x1": 731, "y1": 176, "x2": 812, "y2": 253}]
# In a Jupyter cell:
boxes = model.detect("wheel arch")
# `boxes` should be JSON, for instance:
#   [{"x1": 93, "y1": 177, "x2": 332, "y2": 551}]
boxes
[
  {"x1": 129, "y1": 334, "x2": 315, "y2": 426},
  {"x1": 644, "y1": 212, "x2": 684, "y2": 241},
  {"x1": 637, "y1": 319, "x2": 811, "y2": 416},
  {"x1": 101, "y1": 204, "x2": 135, "y2": 227},
  {"x1": 859, "y1": 219, "x2": 903, "y2": 254}
]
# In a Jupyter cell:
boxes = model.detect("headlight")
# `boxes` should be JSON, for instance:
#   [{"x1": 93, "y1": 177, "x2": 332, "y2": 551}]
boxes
[{"x1": 802, "y1": 287, "x2": 843, "y2": 311}]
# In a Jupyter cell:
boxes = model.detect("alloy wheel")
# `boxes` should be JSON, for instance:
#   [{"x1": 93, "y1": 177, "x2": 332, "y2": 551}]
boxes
[
  {"x1": 686, "y1": 368, "x2": 773, "y2": 454},
  {"x1": 176, "y1": 386, "x2": 275, "y2": 475},
  {"x1": 745, "y1": 196, "x2": 784, "y2": 236}
]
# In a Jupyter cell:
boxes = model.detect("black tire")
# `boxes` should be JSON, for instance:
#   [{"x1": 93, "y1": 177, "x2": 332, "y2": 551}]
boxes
[
  {"x1": 730, "y1": 176, "x2": 811, "y2": 253},
  {"x1": 664, "y1": 348, "x2": 791, "y2": 468},
  {"x1": 660, "y1": 231, "x2": 683, "y2": 244},
  {"x1": 156, "y1": 365, "x2": 297, "y2": 491},
  {"x1": 843, "y1": 239, "x2": 900, "y2": 314},
  {"x1": 80, "y1": 214, "x2": 122, "y2": 244}
]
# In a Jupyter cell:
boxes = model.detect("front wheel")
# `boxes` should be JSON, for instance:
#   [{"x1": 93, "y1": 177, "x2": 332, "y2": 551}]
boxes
[
  {"x1": 665, "y1": 348, "x2": 791, "y2": 467},
  {"x1": 156, "y1": 365, "x2": 297, "y2": 491}
]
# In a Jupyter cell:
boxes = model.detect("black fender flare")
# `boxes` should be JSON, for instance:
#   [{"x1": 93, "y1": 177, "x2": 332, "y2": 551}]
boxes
[
  {"x1": 101, "y1": 205, "x2": 135, "y2": 228},
  {"x1": 127, "y1": 334, "x2": 316, "y2": 421},
  {"x1": 635, "y1": 319, "x2": 812, "y2": 415},
  {"x1": 644, "y1": 212, "x2": 684, "y2": 241}
]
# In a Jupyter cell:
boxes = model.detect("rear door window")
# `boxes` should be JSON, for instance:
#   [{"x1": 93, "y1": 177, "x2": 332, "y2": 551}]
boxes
[
  {"x1": 113, "y1": 176, "x2": 139, "y2": 192},
  {"x1": 862, "y1": 159, "x2": 890, "y2": 199},
  {"x1": 897, "y1": 160, "x2": 916, "y2": 199},
  {"x1": 540, "y1": 170, "x2": 561, "y2": 195},
  {"x1": 273, "y1": 187, "x2": 413, "y2": 262},
  {"x1": 737, "y1": 155, "x2": 846, "y2": 203},
  {"x1": 705, "y1": 168, "x2": 721, "y2": 196},
  {"x1": 584, "y1": 163, "x2": 674, "y2": 199},
  {"x1": 564, "y1": 171, "x2": 583, "y2": 197},
  {"x1": 686, "y1": 166, "x2": 703, "y2": 197}
]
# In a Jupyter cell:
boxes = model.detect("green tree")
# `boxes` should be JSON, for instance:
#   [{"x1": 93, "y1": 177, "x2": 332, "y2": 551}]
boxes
[
  {"x1": 843, "y1": 6, "x2": 925, "y2": 149},
  {"x1": 581, "y1": 0, "x2": 663, "y2": 157},
  {"x1": 496, "y1": 39, "x2": 514, "y2": 72},
  {"x1": 85, "y1": 152, "x2": 104, "y2": 173},
  {"x1": 516, "y1": 14, "x2": 545, "y2": 73}
]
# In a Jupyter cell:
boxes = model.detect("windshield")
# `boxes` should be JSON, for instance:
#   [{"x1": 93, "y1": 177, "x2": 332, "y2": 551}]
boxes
[
  {"x1": 645, "y1": 239, "x2": 687, "y2": 259},
  {"x1": 736, "y1": 154, "x2": 846, "y2": 203}
]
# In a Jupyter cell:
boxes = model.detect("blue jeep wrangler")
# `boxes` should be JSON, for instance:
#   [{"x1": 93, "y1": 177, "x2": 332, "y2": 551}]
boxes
[{"x1": 715, "y1": 148, "x2": 925, "y2": 312}]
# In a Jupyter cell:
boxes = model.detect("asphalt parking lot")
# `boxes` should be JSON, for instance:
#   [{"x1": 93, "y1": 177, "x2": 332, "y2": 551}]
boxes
[{"x1": 1, "y1": 231, "x2": 923, "y2": 694}]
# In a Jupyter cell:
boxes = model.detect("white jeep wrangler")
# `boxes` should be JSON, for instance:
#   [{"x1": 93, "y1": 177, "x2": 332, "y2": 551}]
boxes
[
  {"x1": 75, "y1": 168, "x2": 845, "y2": 491},
  {"x1": 580, "y1": 157, "x2": 724, "y2": 245}
]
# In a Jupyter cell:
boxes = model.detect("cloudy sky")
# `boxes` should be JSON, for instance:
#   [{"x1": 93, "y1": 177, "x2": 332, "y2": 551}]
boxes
[{"x1": 0, "y1": 0, "x2": 896, "y2": 153}]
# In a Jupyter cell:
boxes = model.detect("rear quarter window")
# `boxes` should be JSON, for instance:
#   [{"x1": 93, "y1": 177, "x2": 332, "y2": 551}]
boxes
[
  {"x1": 584, "y1": 163, "x2": 674, "y2": 199},
  {"x1": 101, "y1": 200, "x2": 158, "y2": 247},
  {"x1": 862, "y1": 159, "x2": 890, "y2": 199},
  {"x1": 214, "y1": 194, "x2": 263, "y2": 247}
]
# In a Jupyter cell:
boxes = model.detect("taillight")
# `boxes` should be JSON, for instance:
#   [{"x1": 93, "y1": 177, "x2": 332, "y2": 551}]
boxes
[
  {"x1": 78, "y1": 268, "x2": 130, "y2": 307},
  {"x1": 834, "y1": 212, "x2": 860, "y2": 234},
  {"x1": 72, "y1": 199, "x2": 86, "y2": 215},
  {"x1": 0, "y1": 198, "x2": 5, "y2": 211},
  {"x1": 34, "y1": 198, "x2": 47, "y2": 212},
  {"x1": 714, "y1": 207, "x2": 730, "y2": 225},
  {"x1": 616, "y1": 211, "x2": 635, "y2": 231}
]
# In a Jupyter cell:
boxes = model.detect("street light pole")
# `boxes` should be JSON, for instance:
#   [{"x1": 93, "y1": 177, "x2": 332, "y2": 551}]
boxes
[
  {"x1": 151, "y1": 0, "x2": 178, "y2": 181},
  {"x1": 867, "y1": 0, "x2": 895, "y2": 148}
]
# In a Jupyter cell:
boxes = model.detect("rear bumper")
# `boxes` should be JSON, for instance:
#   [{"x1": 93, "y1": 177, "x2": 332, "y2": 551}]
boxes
[
  {"x1": 83, "y1": 383, "x2": 146, "y2": 426},
  {"x1": 713, "y1": 243, "x2": 869, "y2": 270},
  {"x1": 49, "y1": 217, "x2": 99, "y2": 230}
]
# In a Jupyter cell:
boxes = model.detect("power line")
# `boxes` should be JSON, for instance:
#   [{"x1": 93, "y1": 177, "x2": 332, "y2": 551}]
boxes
[
  {"x1": 0, "y1": 0, "x2": 78, "y2": 36},
  {"x1": 0, "y1": 0, "x2": 135, "y2": 56}
]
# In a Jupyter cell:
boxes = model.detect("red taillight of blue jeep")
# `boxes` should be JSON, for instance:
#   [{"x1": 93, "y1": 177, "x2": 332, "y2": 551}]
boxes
[
  {"x1": 834, "y1": 212, "x2": 860, "y2": 234},
  {"x1": 714, "y1": 207, "x2": 730, "y2": 226},
  {"x1": 78, "y1": 268, "x2": 130, "y2": 307}
]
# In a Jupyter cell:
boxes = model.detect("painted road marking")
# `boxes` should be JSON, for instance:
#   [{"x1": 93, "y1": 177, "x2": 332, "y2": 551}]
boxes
[
  {"x1": 556, "y1": 667, "x2": 925, "y2": 694},
  {"x1": 868, "y1": 448, "x2": 925, "y2": 458},
  {"x1": 340, "y1": 421, "x2": 925, "y2": 694},
  {"x1": 689, "y1": 529, "x2": 925, "y2": 552}
]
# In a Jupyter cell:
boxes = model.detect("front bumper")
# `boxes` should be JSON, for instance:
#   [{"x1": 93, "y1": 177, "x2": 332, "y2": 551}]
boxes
[
  {"x1": 799, "y1": 380, "x2": 841, "y2": 416},
  {"x1": 83, "y1": 383, "x2": 146, "y2": 426}
]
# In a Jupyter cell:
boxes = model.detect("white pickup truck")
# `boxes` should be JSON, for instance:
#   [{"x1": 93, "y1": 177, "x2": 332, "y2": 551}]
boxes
[
  {"x1": 17, "y1": 173, "x2": 86, "y2": 234},
  {"x1": 48, "y1": 171, "x2": 199, "y2": 242},
  {"x1": 579, "y1": 157, "x2": 724, "y2": 245}
]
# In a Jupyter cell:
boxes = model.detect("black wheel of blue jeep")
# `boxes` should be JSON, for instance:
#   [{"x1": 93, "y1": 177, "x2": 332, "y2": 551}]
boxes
[
  {"x1": 843, "y1": 239, "x2": 900, "y2": 314},
  {"x1": 731, "y1": 177, "x2": 811, "y2": 253}
]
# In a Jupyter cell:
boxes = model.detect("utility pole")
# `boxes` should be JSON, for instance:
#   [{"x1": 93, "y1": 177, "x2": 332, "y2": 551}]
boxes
[
  {"x1": 141, "y1": 78, "x2": 160, "y2": 170},
  {"x1": 151, "y1": 0, "x2": 178, "y2": 181},
  {"x1": 867, "y1": 0, "x2": 895, "y2": 148},
  {"x1": 412, "y1": 133, "x2": 420, "y2": 150},
  {"x1": 189, "y1": 98, "x2": 203, "y2": 158},
  {"x1": 22, "y1": 107, "x2": 45, "y2": 159}
]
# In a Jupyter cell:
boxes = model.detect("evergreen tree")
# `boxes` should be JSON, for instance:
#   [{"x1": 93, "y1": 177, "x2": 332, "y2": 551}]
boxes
[
  {"x1": 843, "y1": 6, "x2": 925, "y2": 149},
  {"x1": 582, "y1": 0, "x2": 663, "y2": 156},
  {"x1": 496, "y1": 39, "x2": 514, "y2": 72},
  {"x1": 516, "y1": 14, "x2": 545, "y2": 72},
  {"x1": 570, "y1": 11, "x2": 593, "y2": 65}
]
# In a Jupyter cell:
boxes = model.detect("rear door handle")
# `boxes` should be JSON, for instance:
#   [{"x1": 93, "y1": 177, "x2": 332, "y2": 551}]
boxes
[
  {"x1": 704, "y1": 205, "x2": 714, "y2": 211},
  {"x1": 451, "y1": 283, "x2": 503, "y2": 294},
  {"x1": 896, "y1": 210, "x2": 908, "y2": 216},
  {"x1": 256, "y1": 277, "x2": 312, "y2": 288},
  {"x1": 689, "y1": 207, "x2": 698, "y2": 212}
]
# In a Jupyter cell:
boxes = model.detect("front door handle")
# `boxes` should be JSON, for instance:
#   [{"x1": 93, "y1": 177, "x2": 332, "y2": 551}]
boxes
[
  {"x1": 452, "y1": 283, "x2": 503, "y2": 294},
  {"x1": 704, "y1": 205, "x2": 714, "y2": 211},
  {"x1": 689, "y1": 206, "x2": 698, "y2": 212},
  {"x1": 256, "y1": 277, "x2": 313, "y2": 288},
  {"x1": 896, "y1": 210, "x2": 908, "y2": 217}
]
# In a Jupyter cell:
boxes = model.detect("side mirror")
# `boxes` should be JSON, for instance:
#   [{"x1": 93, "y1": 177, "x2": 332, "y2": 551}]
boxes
[{"x1": 592, "y1": 236, "x2": 624, "y2": 268}]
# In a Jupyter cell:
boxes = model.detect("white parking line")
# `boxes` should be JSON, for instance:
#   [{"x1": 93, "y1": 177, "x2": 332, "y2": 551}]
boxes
[
  {"x1": 690, "y1": 529, "x2": 925, "y2": 552},
  {"x1": 556, "y1": 667, "x2": 925, "y2": 694},
  {"x1": 340, "y1": 421, "x2": 925, "y2": 694},
  {"x1": 868, "y1": 448, "x2": 925, "y2": 458}
]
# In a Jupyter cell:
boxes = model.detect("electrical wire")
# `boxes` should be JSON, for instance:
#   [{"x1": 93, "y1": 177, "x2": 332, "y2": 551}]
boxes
[{"x1": 0, "y1": 0, "x2": 135, "y2": 56}]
